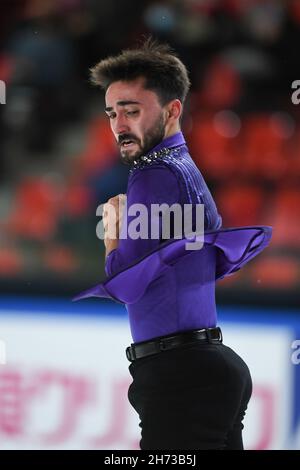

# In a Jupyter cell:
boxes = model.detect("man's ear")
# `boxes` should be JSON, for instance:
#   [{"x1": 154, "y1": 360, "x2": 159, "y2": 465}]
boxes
[{"x1": 167, "y1": 99, "x2": 182, "y2": 120}]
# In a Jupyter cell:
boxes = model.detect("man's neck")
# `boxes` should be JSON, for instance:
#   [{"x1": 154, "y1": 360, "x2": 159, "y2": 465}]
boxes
[
  {"x1": 144, "y1": 131, "x2": 186, "y2": 157},
  {"x1": 164, "y1": 122, "x2": 181, "y2": 139}
]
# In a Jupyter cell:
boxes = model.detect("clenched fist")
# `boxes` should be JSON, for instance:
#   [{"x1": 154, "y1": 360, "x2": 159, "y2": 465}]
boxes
[{"x1": 103, "y1": 194, "x2": 127, "y2": 257}]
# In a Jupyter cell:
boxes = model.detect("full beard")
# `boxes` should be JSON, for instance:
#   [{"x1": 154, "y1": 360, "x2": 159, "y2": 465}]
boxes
[{"x1": 119, "y1": 114, "x2": 166, "y2": 165}]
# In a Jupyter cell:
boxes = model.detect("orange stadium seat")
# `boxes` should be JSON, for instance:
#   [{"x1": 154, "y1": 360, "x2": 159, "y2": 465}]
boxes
[
  {"x1": 268, "y1": 187, "x2": 300, "y2": 247},
  {"x1": 285, "y1": 125, "x2": 300, "y2": 180},
  {"x1": 6, "y1": 177, "x2": 62, "y2": 241},
  {"x1": 215, "y1": 184, "x2": 264, "y2": 226},
  {"x1": 64, "y1": 183, "x2": 92, "y2": 218},
  {"x1": 188, "y1": 113, "x2": 241, "y2": 180},
  {"x1": 75, "y1": 116, "x2": 118, "y2": 177},
  {"x1": 193, "y1": 59, "x2": 241, "y2": 110},
  {"x1": 42, "y1": 244, "x2": 79, "y2": 274},
  {"x1": 242, "y1": 114, "x2": 292, "y2": 180},
  {"x1": 249, "y1": 256, "x2": 299, "y2": 289},
  {"x1": 0, "y1": 247, "x2": 23, "y2": 276}
]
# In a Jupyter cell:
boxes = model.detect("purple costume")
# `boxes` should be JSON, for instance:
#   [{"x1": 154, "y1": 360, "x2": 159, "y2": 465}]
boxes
[{"x1": 74, "y1": 132, "x2": 272, "y2": 342}]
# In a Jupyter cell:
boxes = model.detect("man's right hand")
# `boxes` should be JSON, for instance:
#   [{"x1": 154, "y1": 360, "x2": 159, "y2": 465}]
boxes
[{"x1": 103, "y1": 194, "x2": 127, "y2": 257}]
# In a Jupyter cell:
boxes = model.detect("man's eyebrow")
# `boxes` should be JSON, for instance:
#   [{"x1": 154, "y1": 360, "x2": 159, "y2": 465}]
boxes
[{"x1": 105, "y1": 100, "x2": 141, "y2": 112}]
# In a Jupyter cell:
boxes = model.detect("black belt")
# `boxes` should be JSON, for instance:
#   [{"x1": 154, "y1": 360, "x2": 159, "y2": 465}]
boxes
[{"x1": 126, "y1": 327, "x2": 223, "y2": 362}]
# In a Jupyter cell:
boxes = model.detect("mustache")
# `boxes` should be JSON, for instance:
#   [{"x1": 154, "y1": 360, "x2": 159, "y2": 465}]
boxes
[{"x1": 118, "y1": 134, "x2": 140, "y2": 145}]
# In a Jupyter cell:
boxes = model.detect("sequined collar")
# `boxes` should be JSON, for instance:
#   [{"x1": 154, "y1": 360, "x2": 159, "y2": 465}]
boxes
[{"x1": 129, "y1": 144, "x2": 186, "y2": 172}]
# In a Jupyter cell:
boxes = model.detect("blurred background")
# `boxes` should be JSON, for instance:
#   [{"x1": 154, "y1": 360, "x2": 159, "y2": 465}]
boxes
[{"x1": 0, "y1": 0, "x2": 300, "y2": 450}]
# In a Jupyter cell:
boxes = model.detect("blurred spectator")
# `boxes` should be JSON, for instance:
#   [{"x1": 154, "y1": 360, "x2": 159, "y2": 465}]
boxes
[{"x1": 4, "y1": 3, "x2": 78, "y2": 154}]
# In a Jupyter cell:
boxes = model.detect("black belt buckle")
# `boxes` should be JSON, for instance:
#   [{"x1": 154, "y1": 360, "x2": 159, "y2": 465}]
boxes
[
  {"x1": 126, "y1": 346, "x2": 135, "y2": 362},
  {"x1": 217, "y1": 327, "x2": 223, "y2": 343},
  {"x1": 206, "y1": 326, "x2": 222, "y2": 344}
]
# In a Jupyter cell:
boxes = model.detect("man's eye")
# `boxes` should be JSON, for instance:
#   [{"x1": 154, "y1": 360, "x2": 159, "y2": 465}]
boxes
[
  {"x1": 127, "y1": 110, "x2": 139, "y2": 116},
  {"x1": 108, "y1": 113, "x2": 116, "y2": 119}
]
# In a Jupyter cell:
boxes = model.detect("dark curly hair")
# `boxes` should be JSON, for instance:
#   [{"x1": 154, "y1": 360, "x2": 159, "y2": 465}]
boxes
[{"x1": 90, "y1": 38, "x2": 191, "y2": 106}]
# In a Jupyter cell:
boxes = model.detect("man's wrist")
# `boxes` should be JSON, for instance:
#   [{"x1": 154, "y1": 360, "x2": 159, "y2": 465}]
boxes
[{"x1": 105, "y1": 239, "x2": 119, "y2": 258}]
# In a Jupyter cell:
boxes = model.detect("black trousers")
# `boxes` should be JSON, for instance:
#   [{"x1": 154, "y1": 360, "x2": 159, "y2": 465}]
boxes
[{"x1": 128, "y1": 341, "x2": 252, "y2": 450}]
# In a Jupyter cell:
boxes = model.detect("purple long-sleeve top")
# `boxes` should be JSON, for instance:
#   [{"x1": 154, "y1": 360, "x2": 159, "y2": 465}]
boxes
[{"x1": 105, "y1": 132, "x2": 222, "y2": 342}]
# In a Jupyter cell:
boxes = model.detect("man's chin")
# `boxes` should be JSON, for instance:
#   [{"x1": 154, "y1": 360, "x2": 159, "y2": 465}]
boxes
[{"x1": 120, "y1": 147, "x2": 143, "y2": 165}]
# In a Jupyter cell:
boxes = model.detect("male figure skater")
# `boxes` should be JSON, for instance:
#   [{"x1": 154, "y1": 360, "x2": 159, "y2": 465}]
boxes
[{"x1": 75, "y1": 39, "x2": 272, "y2": 450}]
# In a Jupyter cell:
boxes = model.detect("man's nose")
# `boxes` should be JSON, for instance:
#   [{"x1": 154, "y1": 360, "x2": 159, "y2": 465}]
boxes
[{"x1": 114, "y1": 115, "x2": 130, "y2": 135}]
